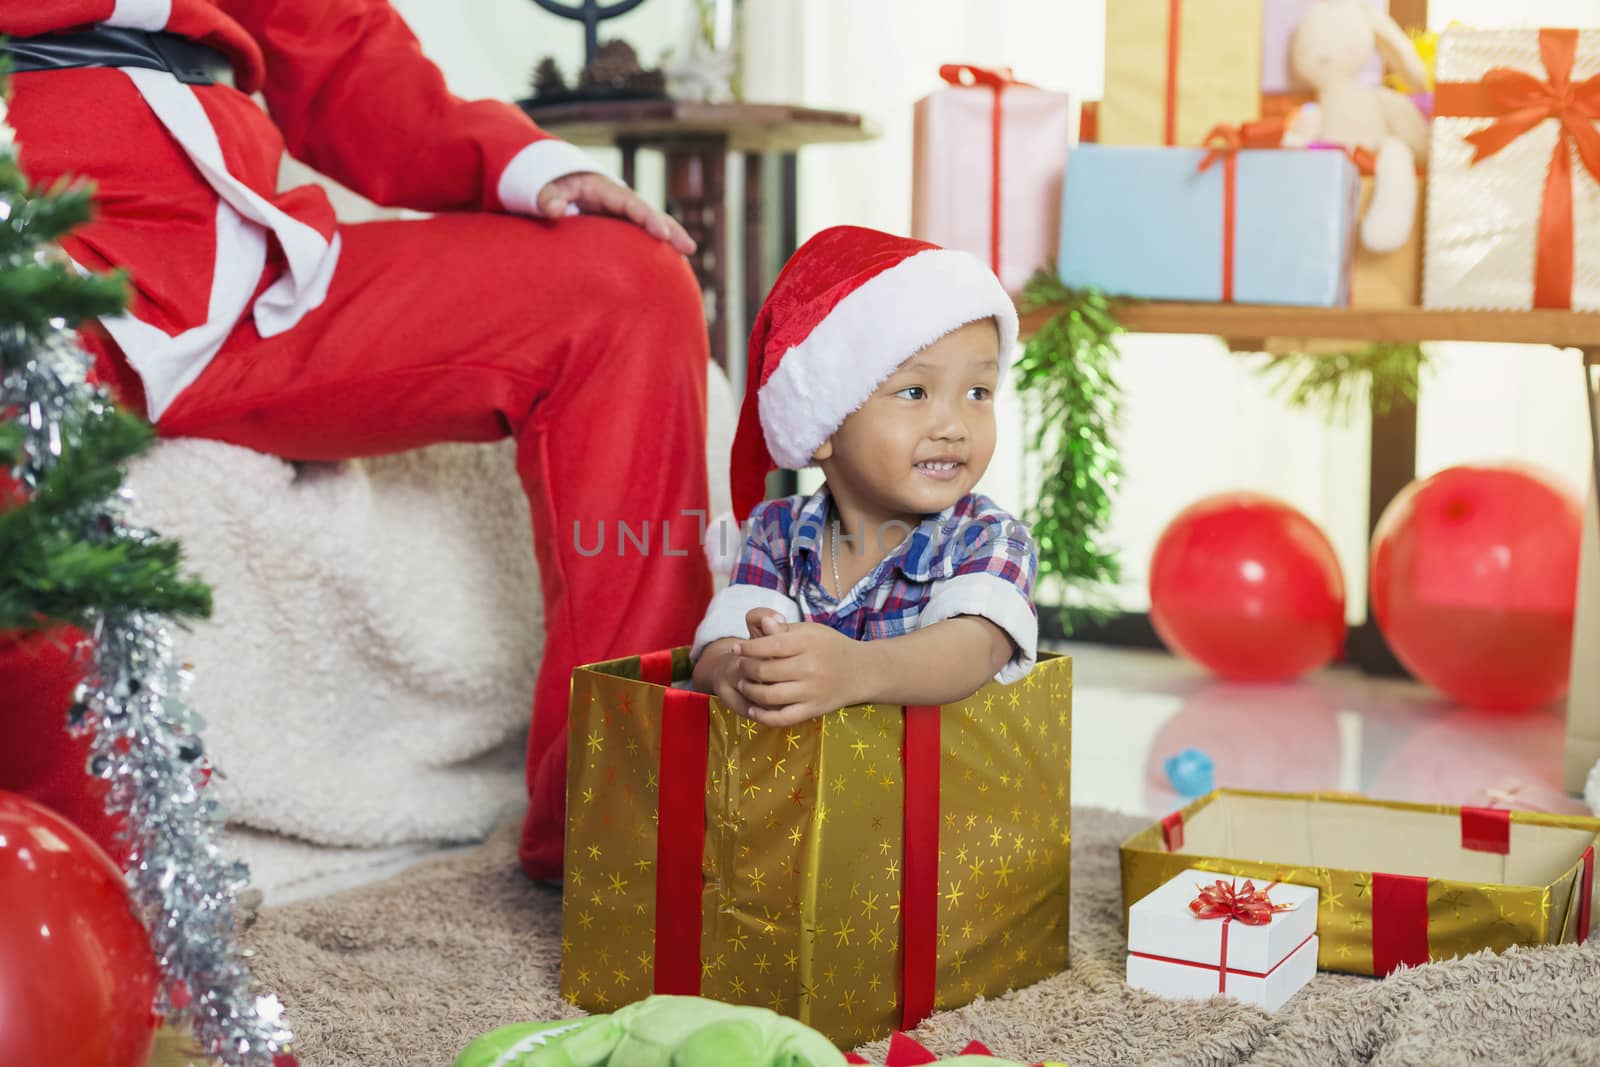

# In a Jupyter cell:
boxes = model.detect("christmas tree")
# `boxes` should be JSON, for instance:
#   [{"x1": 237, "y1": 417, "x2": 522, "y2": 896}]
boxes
[{"x1": 0, "y1": 98, "x2": 293, "y2": 1064}]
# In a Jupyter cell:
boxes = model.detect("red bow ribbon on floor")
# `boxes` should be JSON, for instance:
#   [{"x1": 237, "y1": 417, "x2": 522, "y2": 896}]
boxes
[
  {"x1": 1436, "y1": 28, "x2": 1600, "y2": 308},
  {"x1": 1194, "y1": 122, "x2": 1284, "y2": 303},
  {"x1": 845, "y1": 1031, "x2": 1050, "y2": 1065},
  {"x1": 939, "y1": 64, "x2": 1032, "y2": 277}
]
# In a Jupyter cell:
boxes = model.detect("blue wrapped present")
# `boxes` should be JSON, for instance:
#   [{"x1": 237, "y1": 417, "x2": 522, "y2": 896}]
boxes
[{"x1": 1057, "y1": 144, "x2": 1359, "y2": 306}]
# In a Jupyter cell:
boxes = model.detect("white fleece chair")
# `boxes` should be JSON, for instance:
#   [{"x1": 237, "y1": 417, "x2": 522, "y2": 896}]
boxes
[{"x1": 123, "y1": 361, "x2": 736, "y2": 894}]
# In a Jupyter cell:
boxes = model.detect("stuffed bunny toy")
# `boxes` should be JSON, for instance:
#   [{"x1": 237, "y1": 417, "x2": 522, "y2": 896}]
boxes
[{"x1": 1281, "y1": 0, "x2": 1430, "y2": 254}]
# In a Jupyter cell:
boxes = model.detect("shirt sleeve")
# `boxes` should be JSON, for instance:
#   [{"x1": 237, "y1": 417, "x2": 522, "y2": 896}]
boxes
[
  {"x1": 691, "y1": 509, "x2": 803, "y2": 662},
  {"x1": 218, "y1": 0, "x2": 599, "y2": 215},
  {"x1": 917, "y1": 514, "x2": 1039, "y2": 685}
]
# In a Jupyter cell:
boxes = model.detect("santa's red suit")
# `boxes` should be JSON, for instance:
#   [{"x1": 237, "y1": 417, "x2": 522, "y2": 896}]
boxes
[{"x1": 0, "y1": 0, "x2": 713, "y2": 879}]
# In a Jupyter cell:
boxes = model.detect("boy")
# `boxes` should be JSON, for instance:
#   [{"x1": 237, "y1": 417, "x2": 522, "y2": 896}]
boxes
[{"x1": 692, "y1": 226, "x2": 1038, "y2": 725}]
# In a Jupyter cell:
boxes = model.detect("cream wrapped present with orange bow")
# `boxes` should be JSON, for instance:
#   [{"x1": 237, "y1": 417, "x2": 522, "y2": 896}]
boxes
[{"x1": 1425, "y1": 27, "x2": 1600, "y2": 310}]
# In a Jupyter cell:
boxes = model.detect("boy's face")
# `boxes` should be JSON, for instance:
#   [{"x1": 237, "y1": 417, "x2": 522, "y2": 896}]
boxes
[{"x1": 815, "y1": 318, "x2": 1000, "y2": 520}]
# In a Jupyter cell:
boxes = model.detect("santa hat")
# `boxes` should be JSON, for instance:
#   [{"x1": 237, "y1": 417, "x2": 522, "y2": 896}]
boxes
[{"x1": 708, "y1": 225, "x2": 1018, "y2": 572}]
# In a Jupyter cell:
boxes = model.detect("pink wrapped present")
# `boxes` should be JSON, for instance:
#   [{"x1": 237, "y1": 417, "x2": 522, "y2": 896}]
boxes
[
  {"x1": 912, "y1": 64, "x2": 1077, "y2": 294},
  {"x1": 1262, "y1": 0, "x2": 1385, "y2": 93}
]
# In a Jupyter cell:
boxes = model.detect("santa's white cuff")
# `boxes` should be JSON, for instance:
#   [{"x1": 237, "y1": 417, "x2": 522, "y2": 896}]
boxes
[
  {"x1": 497, "y1": 139, "x2": 603, "y2": 217},
  {"x1": 918, "y1": 573, "x2": 1038, "y2": 685},
  {"x1": 691, "y1": 584, "x2": 803, "y2": 662}
]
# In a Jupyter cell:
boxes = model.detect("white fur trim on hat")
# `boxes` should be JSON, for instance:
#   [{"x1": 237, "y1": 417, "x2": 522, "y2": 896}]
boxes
[{"x1": 756, "y1": 249, "x2": 1018, "y2": 470}]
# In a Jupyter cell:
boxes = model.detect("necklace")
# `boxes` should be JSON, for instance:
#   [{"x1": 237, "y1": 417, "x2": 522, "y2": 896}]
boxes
[{"x1": 830, "y1": 519, "x2": 844, "y2": 599}]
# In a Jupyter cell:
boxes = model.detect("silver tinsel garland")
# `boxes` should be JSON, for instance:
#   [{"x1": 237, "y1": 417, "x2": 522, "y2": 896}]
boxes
[{"x1": 5, "y1": 281, "x2": 293, "y2": 1061}]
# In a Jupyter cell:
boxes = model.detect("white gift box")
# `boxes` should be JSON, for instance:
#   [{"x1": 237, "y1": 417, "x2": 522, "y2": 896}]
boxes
[
  {"x1": 1126, "y1": 868, "x2": 1319, "y2": 1012},
  {"x1": 1424, "y1": 28, "x2": 1600, "y2": 311}
]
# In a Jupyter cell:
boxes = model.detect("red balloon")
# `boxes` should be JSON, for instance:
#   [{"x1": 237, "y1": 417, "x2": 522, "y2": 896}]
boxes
[
  {"x1": 1149, "y1": 493, "x2": 1347, "y2": 681},
  {"x1": 0, "y1": 789, "x2": 159, "y2": 1067},
  {"x1": 1370, "y1": 465, "x2": 1582, "y2": 712}
]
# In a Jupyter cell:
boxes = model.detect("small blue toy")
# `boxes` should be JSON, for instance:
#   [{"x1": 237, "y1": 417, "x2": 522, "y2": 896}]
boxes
[{"x1": 1163, "y1": 747, "x2": 1214, "y2": 798}]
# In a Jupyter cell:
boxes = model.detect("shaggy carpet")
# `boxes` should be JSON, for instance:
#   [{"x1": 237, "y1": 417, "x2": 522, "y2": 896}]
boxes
[{"x1": 236, "y1": 808, "x2": 1600, "y2": 1066}]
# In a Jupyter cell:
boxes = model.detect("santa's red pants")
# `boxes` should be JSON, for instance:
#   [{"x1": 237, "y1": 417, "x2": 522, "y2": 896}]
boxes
[{"x1": 1, "y1": 212, "x2": 713, "y2": 879}]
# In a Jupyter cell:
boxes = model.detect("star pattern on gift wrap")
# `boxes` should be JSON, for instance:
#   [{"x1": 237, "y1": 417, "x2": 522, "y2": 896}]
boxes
[{"x1": 561, "y1": 665, "x2": 1071, "y2": 1038}]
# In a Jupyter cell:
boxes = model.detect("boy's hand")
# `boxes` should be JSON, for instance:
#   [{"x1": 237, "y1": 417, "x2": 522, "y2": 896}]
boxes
[
  {"x1": 736, "y1": 618, "x2": 864, "y2": 727},
  {"x1": 745, "y1": 608, "x2": 787, "y2": 640},
  {"x1": 537, "y1": 173, "x2": 697, "y2": 255}
]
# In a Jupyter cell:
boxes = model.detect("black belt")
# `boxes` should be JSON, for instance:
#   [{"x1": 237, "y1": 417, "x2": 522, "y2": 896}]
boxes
[{"x1": 2, "y1": 26, "x2": 232, "y2": 86}]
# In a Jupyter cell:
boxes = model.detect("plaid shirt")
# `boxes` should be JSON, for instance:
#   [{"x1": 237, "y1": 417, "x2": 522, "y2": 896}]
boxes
[{"x1": 693, "y1": 487, "x2": 1039, "y2": 683}]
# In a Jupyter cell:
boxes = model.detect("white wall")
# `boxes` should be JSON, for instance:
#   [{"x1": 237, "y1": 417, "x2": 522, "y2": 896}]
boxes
[{"x1": 391, "y1": 0, "x2": 1595, "y2": 617}]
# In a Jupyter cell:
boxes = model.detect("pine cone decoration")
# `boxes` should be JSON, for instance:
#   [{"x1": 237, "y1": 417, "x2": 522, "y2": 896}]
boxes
[
  {"x1": 624, "y1": 67, "x2": 667, "y2": 96},
  {"x1": 578, "y1": 39, "x2": 643, "y2": 91},
  {"x1": 531, "y1": 56, "x2": 566, "y2": 98}
]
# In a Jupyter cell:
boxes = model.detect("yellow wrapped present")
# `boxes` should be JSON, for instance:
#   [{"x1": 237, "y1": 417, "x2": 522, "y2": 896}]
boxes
[
  {"x1": 1122, "y1": 790, "x2": 1599, "y2": 976},
  {"x1": 560, "y1": 648, "x2": 1072, "y2": 1048},
  {"x1": 1101, "y1": 0, "x2": 1266, "y2": 146}
]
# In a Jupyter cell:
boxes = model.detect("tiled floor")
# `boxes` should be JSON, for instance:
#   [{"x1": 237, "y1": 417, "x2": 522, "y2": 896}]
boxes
[{"x1": 1056, "y1": 641, "x2": 1590, "y2": 822}]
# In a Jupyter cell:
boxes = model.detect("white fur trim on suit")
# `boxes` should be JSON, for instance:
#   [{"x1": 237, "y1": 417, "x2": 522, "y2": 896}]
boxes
[
  {"x1": 496, "y1": 140, "x2": 603, "y2": 217},
  {"x1": 108, "y1": 0, "x2": 172, "y2": 30},
  {"x1": 757, "y1": 248, "x2": 1019, "y2": 470},
  {"x1": 96, "y1": 200, "x2": 267, "y2": 420},
  {"x1": 918, "y1": 572, "x2": 1038, "y2": 685},
  {"x1": 109, "y1": 68, "x2": 341, "y2": 418},
  {"x1": 691, "y1": 583, "x2": 803, "y2": 662},
  {"x1": 703, "y1": 509, "x2": 743, "y2": 576}
]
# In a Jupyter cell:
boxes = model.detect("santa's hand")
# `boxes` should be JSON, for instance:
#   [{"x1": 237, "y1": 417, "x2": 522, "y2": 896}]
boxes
[{"x1": 536, "y1": 172, "x2": 697, "y2": 255}]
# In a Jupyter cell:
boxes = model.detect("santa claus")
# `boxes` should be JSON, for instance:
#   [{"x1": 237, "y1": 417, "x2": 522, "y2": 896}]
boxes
[{"x1": 0, "y1": 0, "x2": 713, "y2": 880}]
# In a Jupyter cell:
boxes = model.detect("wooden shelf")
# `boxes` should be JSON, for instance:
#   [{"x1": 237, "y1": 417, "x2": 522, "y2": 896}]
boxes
[
  {"x1": 1017, "y1": 301, "x2": 1600, "y2": 350},
  {"x1": 516, "y1": 99, "x2": 878, "y2": 153}
]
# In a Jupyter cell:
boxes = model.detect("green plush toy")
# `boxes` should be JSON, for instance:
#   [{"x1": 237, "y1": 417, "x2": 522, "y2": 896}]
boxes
[
  {"x1": 452, "y1": 996, "x2": 1041, "y2": 1067},
  {"x1": 452, "y1": 996, "x2": 846, "y2": 1067}
]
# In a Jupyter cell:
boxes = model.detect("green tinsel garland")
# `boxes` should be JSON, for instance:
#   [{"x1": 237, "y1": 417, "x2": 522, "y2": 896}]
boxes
[
  {"x1": 1012, "y1": 270, "x2": 1124, "y2": 624},
  {"x1": 1255, "y1": 341, "x2": 1430, "y2": 421},
  {"x1": 1013, "y1": 272, "x2": 1430, "y2": 627}
]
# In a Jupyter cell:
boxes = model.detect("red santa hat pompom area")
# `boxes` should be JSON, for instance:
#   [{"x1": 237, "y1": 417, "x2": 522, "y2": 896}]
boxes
[{"x1": 705, "y1": 225, "x2": 1019, "y2": 573}]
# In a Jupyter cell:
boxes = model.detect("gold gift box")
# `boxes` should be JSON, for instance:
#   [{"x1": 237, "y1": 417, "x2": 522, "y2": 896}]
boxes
[
  {"x1": 560, "y1": 648, "x2": 1072, "y2": 1048},
  {"x1": 1101, "y1": 0, "x2": 1266, "y2": 146},
  {"x1": 1122, "y1": 790, "x2": 1599, "y2": 976}
]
